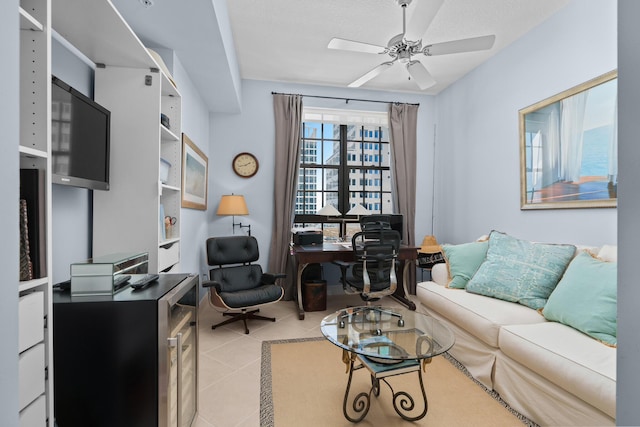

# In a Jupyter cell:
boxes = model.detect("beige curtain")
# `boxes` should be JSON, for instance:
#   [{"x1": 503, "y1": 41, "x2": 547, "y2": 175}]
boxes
[
  {"x1": 389, "y1": 103, "x2": 418, "y2": 293},
  {"x1": 268, "y1": 94, "x2": 303, "y2": 299}
]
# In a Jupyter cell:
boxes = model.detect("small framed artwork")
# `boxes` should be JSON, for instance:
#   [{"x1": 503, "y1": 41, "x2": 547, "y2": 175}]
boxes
[{"x1": 181, "y1": 133, "x2": 208, "y2": 210}]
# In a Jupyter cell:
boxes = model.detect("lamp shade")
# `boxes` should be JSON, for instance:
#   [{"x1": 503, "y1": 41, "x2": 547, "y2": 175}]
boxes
[
  {"x1": 217, "y1": 195, "x2": 249, "y2": 216},
  {"x1": 346, "y1": 204, "x2": 370, "y2": 216},
  {"x1": 317, "y1": 204, "x2": 341, "y2": 216}
]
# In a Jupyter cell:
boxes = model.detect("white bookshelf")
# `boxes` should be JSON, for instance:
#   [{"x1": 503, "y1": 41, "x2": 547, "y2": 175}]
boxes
[
  {"x1": 51, "y1": 0, "x2": 184, "y2": 273},
  {"x1": 18, "y1": 0, "x2": 52, "y2": 424}
]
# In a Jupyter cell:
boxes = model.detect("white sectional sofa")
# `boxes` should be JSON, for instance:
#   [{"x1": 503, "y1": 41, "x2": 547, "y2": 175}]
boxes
[{"x1": 415, "y1": 231, "x2": 617, "y2": 426}]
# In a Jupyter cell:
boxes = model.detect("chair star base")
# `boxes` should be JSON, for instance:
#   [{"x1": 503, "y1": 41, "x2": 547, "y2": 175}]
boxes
[{"x1": 211, "y1": 309, "x2": 276, "y2": 334}]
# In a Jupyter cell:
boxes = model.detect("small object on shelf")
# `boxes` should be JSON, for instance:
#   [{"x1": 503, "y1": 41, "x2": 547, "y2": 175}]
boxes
[
  {"x1": 19, "y1": 199, "x2": 33, "y2": 281},
  {"x1": 70, "y1": 252, "x2": 149, "y2": 296},
  {"x1": 160, "y1": 158, "x2": 171, "y2": 184},
  {"x1": 113, "y1": 275, "x2": 131, "y2": 292},
  {"x1": 160, "y1": 113, "x2": 170, "y2": 129},
  {"x1": 130, "y1": 273, "x2": 160, "y2": 290},
  {"x1": 164, "y1": 216, "x2": 176, "y2": 239}
]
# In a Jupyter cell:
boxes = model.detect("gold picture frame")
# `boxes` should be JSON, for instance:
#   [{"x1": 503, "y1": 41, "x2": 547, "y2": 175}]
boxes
[
  {"x1": 181, "y1": 133, "x2": 208, "y2": 210},
  {"x1": 519, "y1": 70, "x2": 617, "y2": 209}
]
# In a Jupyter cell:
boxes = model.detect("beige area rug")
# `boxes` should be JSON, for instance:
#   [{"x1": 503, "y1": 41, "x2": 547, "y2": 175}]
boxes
[{"x1": 260, "y1": 338, "x2": 538, "y2": 427}]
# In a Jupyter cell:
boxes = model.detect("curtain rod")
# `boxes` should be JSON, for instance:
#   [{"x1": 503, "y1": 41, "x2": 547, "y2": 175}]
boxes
[{"x1": 271, "y1": 91, "x2": 419, "y2": 107}]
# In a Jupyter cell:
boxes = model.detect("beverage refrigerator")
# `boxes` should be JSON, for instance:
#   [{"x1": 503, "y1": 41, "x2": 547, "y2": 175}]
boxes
[{"x1": 53, "y1": 273, "x2": 198, "y2": 427}]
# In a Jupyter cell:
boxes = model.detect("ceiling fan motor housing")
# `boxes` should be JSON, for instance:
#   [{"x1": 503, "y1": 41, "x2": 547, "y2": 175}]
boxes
[{"x1": 395, "y1": 0, "x2": 412, "y2": 7}]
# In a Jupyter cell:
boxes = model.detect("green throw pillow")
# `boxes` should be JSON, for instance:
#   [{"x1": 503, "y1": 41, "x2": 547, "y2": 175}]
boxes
[
  {"x1": 543, "y1": 252, "x2": 617, "y2": 346},
  {"x1": 466, "y1": 231, "x2": 575, "y2": 310},
  {"x1": 442, "y1": 241, "x2": 489, "y2": 289}
]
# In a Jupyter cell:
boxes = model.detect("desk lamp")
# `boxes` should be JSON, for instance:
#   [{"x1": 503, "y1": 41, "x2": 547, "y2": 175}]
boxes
[
  {"x1": 217, "y1": 194, "x2": 251, "y2": 235},
  {"x1": 317, "y1": 204, "x2": 341, "y2": 217},
  {"x1": 317, "y1": 204, "x2": 342, "y2": 240},
  {"x1": 347, "y1": 204, "x2": 370, "y2": 217},
  {"x1": 346, "y1": 204, "x2": 370, "y2": 238}
]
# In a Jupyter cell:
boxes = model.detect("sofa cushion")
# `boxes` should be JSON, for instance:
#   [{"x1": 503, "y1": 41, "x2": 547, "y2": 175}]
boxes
[
  {"x1": 597, "y1": 245, "x2": 617, "y2": 262},
  {"x1": 430, "y1": 262, "x2": 448, "y2": 286},
  {"x1": 499, "y1": 322, "x2": 616, "y2": 418},
  {"x1": 416, "y1": 281, "x2": 546, "y2": 348},
  {"x1": 466, "y1": 231, "x2": 576, "y2": 310},
  {"x1": 543, "y1": 252, "x2": 617, "y2": 346},
  {"x1": 442, "y1": 241, "x2": 489, "y2": 289}
]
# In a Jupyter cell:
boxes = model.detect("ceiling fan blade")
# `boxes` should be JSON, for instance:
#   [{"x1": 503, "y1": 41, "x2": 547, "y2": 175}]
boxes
[
  {"x1": 406, "y1": 60, "x2": 436, "y2": 90},
  {"x1": 348, "y1": 61, "x2": 395, "y2": 88},
  {"x1": 405, "y1": 0, "x2": 445, "y2": 41},
  {"x1": 328, "y1": 37, "x2": 386, "y2": 54},
  {"x1": 424, "y1": 35, "x2": 496, "y2": 56}
]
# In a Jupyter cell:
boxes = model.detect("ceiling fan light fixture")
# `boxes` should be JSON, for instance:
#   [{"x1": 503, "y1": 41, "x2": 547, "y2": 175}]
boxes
[{"x1": 398, "y1": 50, "x2": 411, "y2": 64}]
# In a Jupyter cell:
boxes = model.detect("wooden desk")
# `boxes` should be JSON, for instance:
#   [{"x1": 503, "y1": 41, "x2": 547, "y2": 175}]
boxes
[{"x1": 291, "y1": 243, "x2": 419, "y2": 320}]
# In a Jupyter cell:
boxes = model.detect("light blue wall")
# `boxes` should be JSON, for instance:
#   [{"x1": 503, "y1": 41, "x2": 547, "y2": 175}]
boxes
[
  {"x1": 1, "y1": 1, "x2": 20, "y2": 425},
  {"x1": 434, "y1": 0, "x2": 617, "y2": 246},
  {"x1": 209, "y1": 79, "x2": 435, "y2": 270}
]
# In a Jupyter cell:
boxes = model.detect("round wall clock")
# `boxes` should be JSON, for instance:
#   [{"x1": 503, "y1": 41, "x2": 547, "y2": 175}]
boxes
[{"x1": 232, "y1": 152, "x2": 259, "y2": 178}]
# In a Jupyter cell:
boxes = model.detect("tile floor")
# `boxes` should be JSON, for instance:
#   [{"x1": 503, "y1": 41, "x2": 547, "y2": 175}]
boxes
[{"x1": 192, "y1": 293, "x2": 412, "y2": 427}]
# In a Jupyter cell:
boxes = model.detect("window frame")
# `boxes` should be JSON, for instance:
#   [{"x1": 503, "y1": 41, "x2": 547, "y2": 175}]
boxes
[{"x1": 294, "y1": 121, "x2": 393, "y2": 235}]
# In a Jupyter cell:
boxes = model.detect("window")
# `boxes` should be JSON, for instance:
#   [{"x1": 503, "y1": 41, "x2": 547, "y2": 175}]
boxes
[{"x1": 294, "y1": 108, "x2": 393, "y2": 240}]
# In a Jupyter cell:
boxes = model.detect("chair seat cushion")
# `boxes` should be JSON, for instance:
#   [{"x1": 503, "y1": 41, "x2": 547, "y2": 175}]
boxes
[{"x1": 219, "y1": 284, "x2": 283, "y2": 308}]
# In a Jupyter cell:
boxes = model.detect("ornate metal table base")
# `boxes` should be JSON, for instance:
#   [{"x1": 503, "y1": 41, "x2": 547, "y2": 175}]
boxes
[{"x1": 342, "y1": 352, "x2": 428, "y2": 423}]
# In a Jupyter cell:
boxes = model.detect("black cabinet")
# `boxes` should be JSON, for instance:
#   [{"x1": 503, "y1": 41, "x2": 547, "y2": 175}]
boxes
[{"x1": 53, "y1": 274, "x2": 198, "y2": 427}]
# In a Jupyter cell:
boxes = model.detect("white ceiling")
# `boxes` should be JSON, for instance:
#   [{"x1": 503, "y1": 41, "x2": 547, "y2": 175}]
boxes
[{"x1": 112, "y1": 0, "x2": 570, "y2": 111}]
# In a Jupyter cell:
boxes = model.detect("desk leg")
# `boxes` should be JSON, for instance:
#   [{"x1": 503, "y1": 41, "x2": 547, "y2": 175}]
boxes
[
  {"x1": 296, "y1": 262, "x2": 309, "y2": 320},
  {"x1": 391, "y1": 260, "x2": 416, "y2": 311}
]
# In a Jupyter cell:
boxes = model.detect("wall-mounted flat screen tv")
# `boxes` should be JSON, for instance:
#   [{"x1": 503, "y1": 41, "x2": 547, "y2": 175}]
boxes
[{"x1": 51, "y1": 76, "x2": 110, "y2": 191}]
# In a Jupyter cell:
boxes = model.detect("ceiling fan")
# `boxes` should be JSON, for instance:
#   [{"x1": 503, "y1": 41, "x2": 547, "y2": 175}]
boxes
[{"x1": 328, "y1": 0, "x2": 496, "y2": 90}]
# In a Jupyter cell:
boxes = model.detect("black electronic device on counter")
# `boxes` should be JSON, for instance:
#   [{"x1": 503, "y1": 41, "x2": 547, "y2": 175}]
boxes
[{"x1": 293, "y1": 230, "x2": 323, "y2": 246}]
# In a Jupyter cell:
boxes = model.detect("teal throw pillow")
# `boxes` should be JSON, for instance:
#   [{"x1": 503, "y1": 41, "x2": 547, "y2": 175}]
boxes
[
  {"x1": 543, "y1": 252, "x2": 617, "y2": 346},
  {"x1": 466, "y1": 231, "x2": 575, "y2": 310},
  {"x1": 442, "y1": 241, "x2": 489, "y2": 289}
]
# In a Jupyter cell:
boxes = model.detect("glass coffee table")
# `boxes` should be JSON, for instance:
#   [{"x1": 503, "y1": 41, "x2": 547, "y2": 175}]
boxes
[{"x1": 320, "y1": 306, "x2": 455, "y2": 422}]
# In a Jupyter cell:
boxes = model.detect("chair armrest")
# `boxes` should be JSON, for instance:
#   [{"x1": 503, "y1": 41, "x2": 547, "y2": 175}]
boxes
[
  {"x1": 202, "y1": 280, "x2": 222, "y2": 293},
  {"x1": 262, "y1": 273, "x2": 286, "y2": 285}
]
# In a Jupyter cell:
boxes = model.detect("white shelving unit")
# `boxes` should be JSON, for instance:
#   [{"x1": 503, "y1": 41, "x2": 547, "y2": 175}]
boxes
[
  {"x1": 51, "y1": 0, "x2": 182, "y2": 273},
  {"x1": 15, "y1": 0, "x2": 184, "y2": 424},
  {"x1": 18, "y1": 0, "x2": 52, "y2": 425}
]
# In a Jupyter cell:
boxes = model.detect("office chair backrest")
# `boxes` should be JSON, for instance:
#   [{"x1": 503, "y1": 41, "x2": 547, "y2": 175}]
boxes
[
  {"x1": 360, "y1": 215, "x2": 391, "y2": 232},
  {"x1": 351, "y1": 228, "x2": 401, "y2": 292}
]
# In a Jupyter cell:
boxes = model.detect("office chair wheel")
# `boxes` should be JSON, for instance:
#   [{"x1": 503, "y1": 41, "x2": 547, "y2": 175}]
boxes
[{"x1": 398, "y1": 319, "x2": 405, "y2": 327}]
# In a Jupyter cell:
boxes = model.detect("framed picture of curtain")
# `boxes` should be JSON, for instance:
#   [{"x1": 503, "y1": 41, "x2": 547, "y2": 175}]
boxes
[
  {"x1": 519, "y1": 70, "x2": 617, "y2": 210},
  {"x1": 181, "y1": 133, "x2": 208, "y2": 210}
]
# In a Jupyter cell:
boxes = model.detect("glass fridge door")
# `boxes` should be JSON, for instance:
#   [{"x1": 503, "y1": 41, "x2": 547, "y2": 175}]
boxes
[{"x1": 165, "y1": 276, "x2": 198, "y2": 427}]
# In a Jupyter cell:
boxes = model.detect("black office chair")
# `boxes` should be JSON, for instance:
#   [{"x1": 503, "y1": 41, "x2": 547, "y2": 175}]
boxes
[
  {"x1": 203, "y1": 235, "x2": 285, "y2": 334},
  {"x1": 337, "y1": 227, "x2": 401, "y2": 302}
]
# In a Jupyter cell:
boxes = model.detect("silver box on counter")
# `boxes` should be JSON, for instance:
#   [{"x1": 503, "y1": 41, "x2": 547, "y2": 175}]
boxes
[{"x1": 71, "y1": 252, "x2": 149, "y2": 296}]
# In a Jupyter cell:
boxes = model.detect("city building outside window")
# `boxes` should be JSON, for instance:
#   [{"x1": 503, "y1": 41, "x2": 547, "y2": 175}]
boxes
[{"x1": 294, "y1": 107, "x2": 393, "y2": 241}]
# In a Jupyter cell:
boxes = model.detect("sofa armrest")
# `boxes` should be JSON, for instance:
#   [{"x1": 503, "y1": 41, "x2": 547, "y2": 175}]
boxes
[{"x1": 430, "y1": 263, "x2": 448, "y2": 286}]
